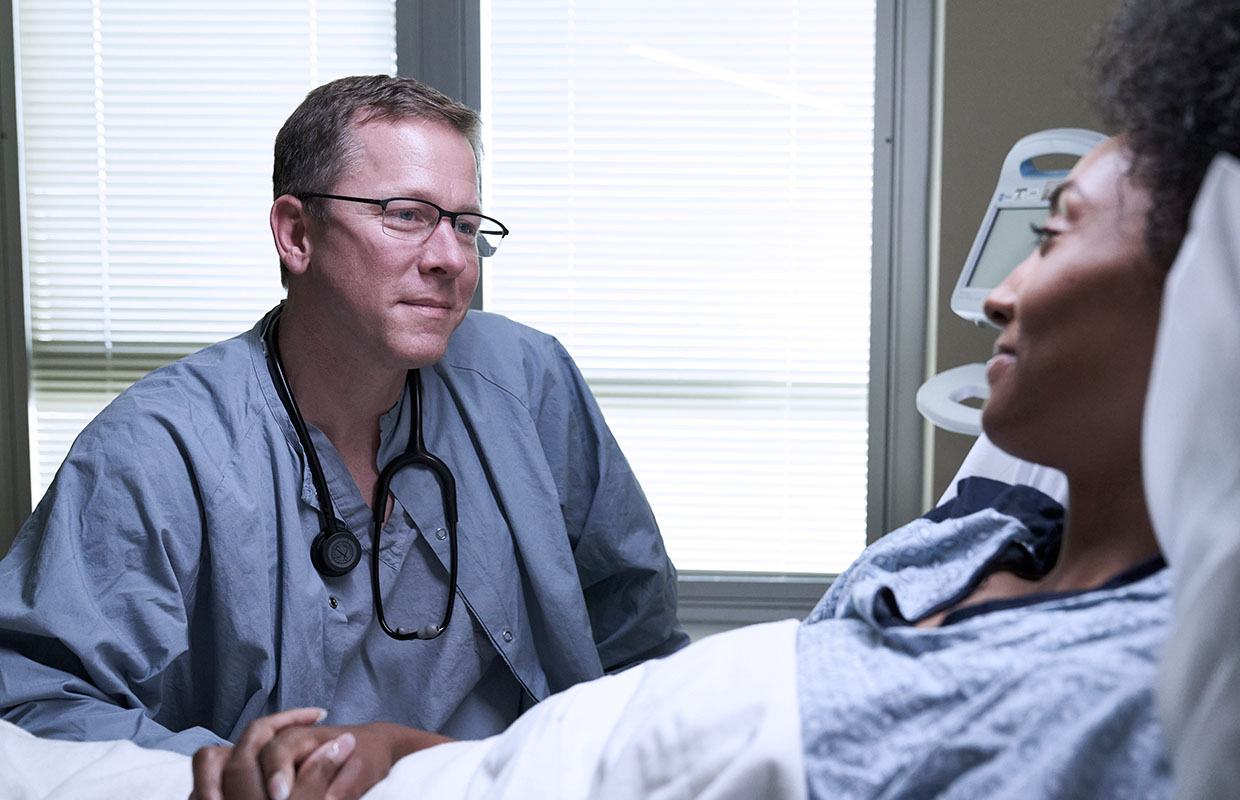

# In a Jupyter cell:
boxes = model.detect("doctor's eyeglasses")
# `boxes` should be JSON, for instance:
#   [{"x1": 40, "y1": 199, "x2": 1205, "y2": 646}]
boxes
[{"x1": 299, "y1": 193, "x2": 509, "y2": 258}]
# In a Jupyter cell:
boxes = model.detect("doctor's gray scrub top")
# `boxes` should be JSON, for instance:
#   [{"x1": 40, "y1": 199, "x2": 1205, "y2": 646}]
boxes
[{"x1": 0, "y1": 308, "x2": 688, "y2": 754}]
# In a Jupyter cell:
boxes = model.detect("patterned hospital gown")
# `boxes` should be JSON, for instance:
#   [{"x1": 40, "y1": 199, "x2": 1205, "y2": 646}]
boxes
[{"x1": 798, "y1": 477, "x2": 1170, "y2": 799}]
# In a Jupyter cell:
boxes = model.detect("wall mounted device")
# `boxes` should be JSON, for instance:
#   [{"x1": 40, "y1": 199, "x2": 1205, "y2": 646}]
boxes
[{"x1": 918, "y1": 128, "x2": 1107, "y2": 435}]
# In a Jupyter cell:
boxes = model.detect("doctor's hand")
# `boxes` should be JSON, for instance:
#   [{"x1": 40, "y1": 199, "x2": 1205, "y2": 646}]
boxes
[{"x1": 190, "y1": 707, "x2": 452, "y2": 800}]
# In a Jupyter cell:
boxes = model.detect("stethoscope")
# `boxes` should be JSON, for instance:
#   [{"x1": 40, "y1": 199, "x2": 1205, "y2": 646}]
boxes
[{"x1": 260, "y1": 305, "x2": 458, "y2": 640}]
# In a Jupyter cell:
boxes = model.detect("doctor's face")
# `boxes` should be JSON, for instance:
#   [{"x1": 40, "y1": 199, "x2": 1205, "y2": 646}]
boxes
[
  {"x1": 298, "y1": 117, "x2": 481, "y2": 370},
  {"x1": 981, "y1": 138, "x2": 1165, "y2": 478}
]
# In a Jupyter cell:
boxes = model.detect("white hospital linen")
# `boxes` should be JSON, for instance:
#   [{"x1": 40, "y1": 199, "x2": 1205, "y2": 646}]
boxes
[
  {"x1": 370, "y1": 619, "x2": 804, "y2": 800},
  {"x1": 0, "y1": 720, "x2": 190, "y2": 798},
  {"x1": 0, "y1": 619, "x2": 803, "y2": 800},
  {"x1": 1142, "y1": 152, "x2": 1240, "y2": 800}
]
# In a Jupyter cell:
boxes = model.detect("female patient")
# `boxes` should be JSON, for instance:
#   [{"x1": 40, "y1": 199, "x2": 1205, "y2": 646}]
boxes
[{"x1": 182, "y1": 0, "x2": 1239, "y2": 796}]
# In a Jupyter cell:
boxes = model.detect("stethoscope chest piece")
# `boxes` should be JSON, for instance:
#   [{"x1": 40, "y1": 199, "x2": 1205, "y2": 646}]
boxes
[{"x1": 311, "y1": 521, "x2": 362, "y2": 577}]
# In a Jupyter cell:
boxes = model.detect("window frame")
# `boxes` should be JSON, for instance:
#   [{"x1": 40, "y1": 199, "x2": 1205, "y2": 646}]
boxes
[
  {"x1": 0, "y1": 1, "x2": 932, "y2": 632},
  {"x1": 0, "y1": 0, "x2": 30, "y2": 548}
]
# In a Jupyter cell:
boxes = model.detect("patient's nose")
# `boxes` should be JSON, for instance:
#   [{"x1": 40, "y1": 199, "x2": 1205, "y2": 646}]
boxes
[
  {"x1": 982, "y1": 289, "x2": 1013, "y2": 328},
  {"x1": 983, "y1": 258, "x2": 1027, "y2": 328},
  {"x1": 982, "y1": 292, "x2": 1011, "y2": 327}
]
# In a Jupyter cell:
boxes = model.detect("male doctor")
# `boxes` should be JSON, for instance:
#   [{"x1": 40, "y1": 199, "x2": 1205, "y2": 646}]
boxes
[{"x1": 0, "y1": 74, "x2": 686, "y2": 754}]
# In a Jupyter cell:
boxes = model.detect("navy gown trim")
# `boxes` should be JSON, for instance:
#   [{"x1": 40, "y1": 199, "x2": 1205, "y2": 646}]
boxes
[
  {"x1": 940, "y1": 554, "x2": 1167, "y2": 626},
  {"x1": 923, "y1": 476, "x2": 1064, "y2": 534}
]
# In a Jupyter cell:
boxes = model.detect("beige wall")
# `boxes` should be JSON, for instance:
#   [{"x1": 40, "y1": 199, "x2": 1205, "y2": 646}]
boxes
[{"x1": 929, "y1": 0, "x2": 1118, "y2": 499}]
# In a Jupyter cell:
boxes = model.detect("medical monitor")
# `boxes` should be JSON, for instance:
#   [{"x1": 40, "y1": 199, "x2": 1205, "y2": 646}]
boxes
[{"x1": 950, "y1": 128, "x2": 1106, "y2": 326}]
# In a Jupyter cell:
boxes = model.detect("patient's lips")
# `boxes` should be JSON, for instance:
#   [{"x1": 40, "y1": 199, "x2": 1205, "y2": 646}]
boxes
[{"x1": 987, "y1": 341, "x2": 1016, "y2": 382}]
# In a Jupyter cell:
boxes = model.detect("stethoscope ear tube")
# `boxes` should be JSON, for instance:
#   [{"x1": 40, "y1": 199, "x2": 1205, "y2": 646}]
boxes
[{"x1": 370, "y1": 370, "x2": 459, "y2": 640}]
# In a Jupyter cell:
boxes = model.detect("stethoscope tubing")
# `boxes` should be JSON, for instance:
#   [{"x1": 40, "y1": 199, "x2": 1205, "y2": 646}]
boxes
[
  {"x1": 261, "y1": 305, "x2": 458, "y2": 641},
  {"x1": 369, "y1": 369, "x2": 458, "y2": 640}
]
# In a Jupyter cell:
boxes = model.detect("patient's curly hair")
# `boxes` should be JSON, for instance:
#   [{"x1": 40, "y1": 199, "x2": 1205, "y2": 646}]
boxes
[{"x1": 1090, "y1": 0, "x2": 1240, "y2": 269}]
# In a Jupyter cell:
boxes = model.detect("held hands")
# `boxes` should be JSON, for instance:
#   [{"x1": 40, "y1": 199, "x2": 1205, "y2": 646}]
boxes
[{"x1": 190, "y1": 707, "x2": 452, "y2": 800}]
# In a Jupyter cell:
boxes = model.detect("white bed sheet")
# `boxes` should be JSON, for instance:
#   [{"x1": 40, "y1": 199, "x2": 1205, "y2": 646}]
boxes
[
  {"x1": 371, "y1": 618, "x2": 803, "y2": 800},
  {"x1": 0, "y1": 619, "x2": 803, "y2": 800},
  {"x1": 0, "y1": 719, "x2": 190, "y2": 799}
]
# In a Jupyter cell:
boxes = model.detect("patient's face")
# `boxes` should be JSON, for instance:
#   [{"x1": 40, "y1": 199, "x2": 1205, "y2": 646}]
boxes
[{"x1": 981, "y1": 137, "x2": 1164, "y2": 479}]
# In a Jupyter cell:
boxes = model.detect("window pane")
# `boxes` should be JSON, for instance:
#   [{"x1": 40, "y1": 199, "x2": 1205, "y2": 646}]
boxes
[
  {"x1": 482, "y1": 1, "x2": 876, "y2": 573},
  {"x1": 17, "y1": 0, "x2": 396, "y2": 496}
]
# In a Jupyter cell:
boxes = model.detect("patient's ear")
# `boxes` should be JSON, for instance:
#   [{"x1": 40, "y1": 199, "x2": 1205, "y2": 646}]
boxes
[{"x1": 271, "y1": 194, "x2": 313, "y2": 277}]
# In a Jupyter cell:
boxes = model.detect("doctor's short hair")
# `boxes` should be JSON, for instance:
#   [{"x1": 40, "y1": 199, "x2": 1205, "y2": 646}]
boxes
[
  {"x1": 1090, "y1": 0, "x2": 1240, "y2": 270},
  {"x1": 272, "y1": 74, "x2": 483, "y2": 217}
]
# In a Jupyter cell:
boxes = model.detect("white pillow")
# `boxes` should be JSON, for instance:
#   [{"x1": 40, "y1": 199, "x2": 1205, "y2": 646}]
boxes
[
  {"x1": 1142, "y1": 152, "x2": 1240, "y2": 800},
  {"x1": 937, "y1": 432, "x2": 1067, "y2": 507}
]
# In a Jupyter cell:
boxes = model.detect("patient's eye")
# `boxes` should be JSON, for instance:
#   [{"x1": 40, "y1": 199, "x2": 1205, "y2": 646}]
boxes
[{"x1": 1030, "y1": 222, "x2": 1057, "y2": 254}]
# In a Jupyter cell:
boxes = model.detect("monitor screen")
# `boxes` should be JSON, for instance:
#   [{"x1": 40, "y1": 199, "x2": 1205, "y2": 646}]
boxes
[{"x1": 966, "y1": 206, "x2": 1048, "y2": 289}]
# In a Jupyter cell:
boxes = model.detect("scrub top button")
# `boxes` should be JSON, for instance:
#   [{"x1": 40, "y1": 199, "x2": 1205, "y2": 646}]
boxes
[
  {"x1": 502, "y1": 629, "x2": 514, "y2": 643},
  {"x1": 329, "y1": 596, "x2": 339, "y2": 609},
  {"x1": 435, "y1": 527, "x2": 448, "y2": 540}
]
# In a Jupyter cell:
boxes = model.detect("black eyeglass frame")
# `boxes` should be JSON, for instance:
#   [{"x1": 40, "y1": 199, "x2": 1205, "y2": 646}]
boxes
[{"x1": 298, "y1": 192, "x2": 509, "y2": 256}]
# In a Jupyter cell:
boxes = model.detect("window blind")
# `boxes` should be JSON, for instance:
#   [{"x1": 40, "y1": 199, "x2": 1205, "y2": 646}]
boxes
[
  {"x1": 17, "y1": 0, "x2": 396, "y2": 492},
  {"x1": 482, "y1": 1, "x2": 876, "y2": 573}
]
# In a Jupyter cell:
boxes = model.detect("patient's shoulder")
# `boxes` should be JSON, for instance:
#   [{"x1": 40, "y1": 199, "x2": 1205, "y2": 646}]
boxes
[
  {"x1": 925, "y1": 477, "x2": 1063, "y2": 528},
  {"x1": 806, "y1": 480, "x2": 1066, "y2": 625}
]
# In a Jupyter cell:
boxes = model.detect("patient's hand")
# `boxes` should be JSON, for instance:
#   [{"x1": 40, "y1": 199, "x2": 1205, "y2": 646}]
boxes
[{"x1": 190, "y1": 707, "x2": 451, "y2": 800}]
